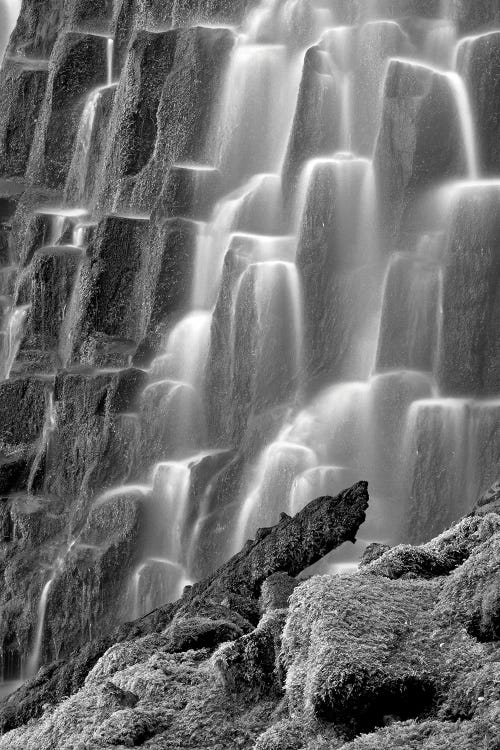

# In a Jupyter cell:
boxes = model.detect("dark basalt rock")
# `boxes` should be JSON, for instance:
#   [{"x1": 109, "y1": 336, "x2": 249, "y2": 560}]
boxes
[
  {"x1": 95, "y1": 28, "x2": 179, "y2": 212},
  {"x1": 16, "y1": 250, "x2": 83, "y2": 369},
  {"x1": 65, "y1": 0, "x2": 114, "y2": 30},
  {"x1": 353, "y1": 20, "x2": 410, "y2": 156},
  {"x1": 459, "y1": 31, "x2": 500, "y2": 176},
  {"x1": 470, "y1": 583, "x2": 500, "y2": 642},
  {"x1": 215, "y1": 611, "x2": 287, "y2": 698},
  {"x1": 363, "y1": 545, "x2": 463, "y2": 580},
  {"x1": 154, "y1": 165, "x2": 223, "y2": 222},
  {"x1": 282, "y1": 45, "x2": 339, "y2": 201},
  {"x1": 354, "y1": 0, "x2": 443, "y2": 20},
  {"x1": 405, "y1": 401, "x2": 500, "y2": 543},
  {"x1": 6, "y1": 186, "x2": 61, "y2": 268},
  {"x1": 101, "y1": 681, "x2": 139, "y2": 709},
  {"x1": 313, "y1": 663, "x2": 436, "y2": 739},
  {"x1": 7, "y1": 0, "x2": 65, "y2": 59},
  {"x1": 3, "y1": 496, "x2": 64, "y2": 547},
  {"x1": 145, "y1": 216, "x2": 198, "y2": 339},
  {"x1": 171, "y1": 0, "x2": 260, "y2": 27},
  {"x1": 472, "y1": 480, "x2": 500, "y2": 516},
  {"x1": 205, "y1": 245, "x2": 252, "y2": 446},
  {"x1": 73, "y1": 216, "x2": 150, "y2": 365},
  {"x1": 376, "y1": 250, "x2": 441, "y2": 373},
  {"x1": 0, "y1": 180, "x2": 27, "y2": 269},
  {"x1": 0, "y1": 455, "x2": 30, "y2": 495},
  {"x1": 360, "y1": 542, "x2": 392, "y2": 566},
  {"x1": 0, "y1": 376, "x2": 48, "y2": 449},
  {"x1": 185, "y1": 480, "x2": 369, "y2": 603},
  {"x1": 375, "y1": 58, "x2": 467, "y2": 246},
  {"x1": 65, "y1": 84, "x2": 116, "y2": 207},
  {"x1": 297, "y1": 162, "x2": 382, "y2": 382},
  {"x1": 0, "y1": 481, "x2": 369, "y2": 733},
  {"x1": 260, "y1": 572, "x2": 299, "y2": 613},
  {"x1": 27, "y1": 31, "x2": 108, "y2": 189},
  {"x1": 449, "y1": 0, "x2": 500, "y2": 33},
  {"x1": 97, "y1": 25, "x2": 234, "y2": 215},
  {"x1": 111, "y1": 0, "x2": 257, "y2": 72},
  {"x1": 44, "y1": 369, "x2": 145, "y2": 514},
  {"x1": 0, "y1": 61, "x2": 49, "y2": 179},
  {"x1": 437, "y1": 189, "x2": 500, "y2": 397},
  {"x1": 0, "y1": 180, "x2": 26, "y2": 224},
  {"x1": 107, "y1": 367, "x2": 148, "y2": 414},
  {"x1": 165, "y1": 615, "x2": 246, "y2": 653},
  {"x1": 41, "y1": 493, "x2": 145, "y2": 664}
]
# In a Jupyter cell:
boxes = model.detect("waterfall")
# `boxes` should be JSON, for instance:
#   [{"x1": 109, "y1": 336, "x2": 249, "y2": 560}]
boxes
[
  {"x1": 0, "y1": 0, "x2": 21, "y2": 61},
  {"x1": 65, "y1": 83, "x2": 117, "y2": 205},
  {"x1": 26, "y1": 580, "x2": 53, "y2": 677},
  {"x1": 444, "y1": 71, "x2": 480, "y2": 178},
  {"x1": 0, "y1": 305, "x2": 28, "y2": 379},
  {"x1": 106, "y1": 38, "x2": 113, "y2": 86},
  {"x1": 388, "y1": 58, "x2": 480, "y2": 179},
  {"x1": 1, "y1": 0, "x2": 499, "y2": 674}
]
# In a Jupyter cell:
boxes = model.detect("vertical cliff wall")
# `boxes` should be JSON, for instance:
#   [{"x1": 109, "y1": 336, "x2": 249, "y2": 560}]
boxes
[{"x1": 0, "y1": 0, "x2": 499, "y2": 692}]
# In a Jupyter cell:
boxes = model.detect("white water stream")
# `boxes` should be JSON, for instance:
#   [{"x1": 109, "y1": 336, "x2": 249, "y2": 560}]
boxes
[{"x1": 3, "y1": 0, "x2": 499, "y2": 669}]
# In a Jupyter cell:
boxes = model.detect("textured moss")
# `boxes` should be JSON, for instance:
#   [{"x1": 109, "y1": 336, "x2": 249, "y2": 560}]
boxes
[
  {"x1": 0, "y1": 649, "x2": 277, "y2": 749},
  {"x1": 215, "y1": 611, "x2": 287, "y2": 698},
  {"x1": 1, "y1": 500, "x2": 499, "y2": 748},
  {"x1": 277, "y1": 511, "x2": 500, "y2": 746}
]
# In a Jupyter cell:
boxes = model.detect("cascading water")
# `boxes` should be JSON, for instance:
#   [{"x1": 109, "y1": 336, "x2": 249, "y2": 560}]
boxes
[
  {"x1": 1, "y1": 0, "x2": 499, "y2": 686},
  {"x1": 0, "y1": 0, "x2": 21, "y2": 61}
]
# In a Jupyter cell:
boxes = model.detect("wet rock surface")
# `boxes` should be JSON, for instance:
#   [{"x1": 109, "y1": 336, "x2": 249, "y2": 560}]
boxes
[
  {"x1": 96, "y1": 25, "x2": 234, "y2": 215},
  {"x1": 27, "y1": 31, "x2": 109, "y2": 189},
  {"x1": 0, "y1": 481, "x2": 368, "y2": 735},
  {"x1": 460, "y1": 31, "x2": 500, "y2": 175},
  {"x1": 0, "y1": 484, "x2": 498, "y2": 748},
  {"x1": 0, "y1": 0, "x2": 500, "y2": 742},
  {"x1": 375, "y1": 58, "x2": 467, "y2": 245},
  {"x1": 282, "y1": 45, "x2": 339, "y2": 197},
  {"x1": 437, "y1": 189, "x2": 500, "y2": 397},
  {"x1": 0, "y1": 61, "x2": 49, "y2": 179}
]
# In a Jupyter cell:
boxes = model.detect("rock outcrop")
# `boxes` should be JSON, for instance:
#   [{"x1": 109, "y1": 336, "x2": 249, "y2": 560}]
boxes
[
  {"x1": 0, "y1": 481, "x2": 368, "y2": 735},
  {"x1": 0, "y1": 482, "x2": 499, "y2": 749},
  {"x1": 437, "y1": 188, "x2": 500, "y2": 398},
  {"x1": 459, "y1": 31, "x2": 500, "y2": 175},
  {"x1": 375, "y1": 58, "x2": 467, "y2": 245},
  {"x1": 1, "y1": 0, "x2": 500, "y2": 724}
]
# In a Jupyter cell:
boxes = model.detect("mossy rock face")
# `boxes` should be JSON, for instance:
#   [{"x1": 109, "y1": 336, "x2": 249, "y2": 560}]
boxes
[
  {"x1": 313, "y1": 666, "x2": 436, "y2": 738},
  {"x1": 214, "y1": 611, "x2": 287, "y2": 699},
  {"x1": 1, "y1": 503, "x2": 500, "y2": 748},
  {"x1": 166, "y1": 615, "x2": 245, "y2": 653},
  {"x1": 474, "y1": 584, "x2": 500, "y2": 642},
  {"x1": 0, "y1": 64, "x2": 49, "y2": 179},
  {"x1": 282, "y1": 575, "x2": 441, "y2": 738},
  {"x1": 474, "y1": 481, "x2": 500, "y2": 516},
  {"x1": 260, "y1": 573, "x2": 299, "y2": 613},
  {"x1": 254, "y1": 719, "x2": 305, "y2": 750},
  {"x1": 27, "y1": 32, "x2": 108, "y2": 189},
  {"x1": 280, "y1": 511, "x2": 500, "y2": 748},
  {"x1": 436, "y1": 526, "x2": 500, "y2": 642}
]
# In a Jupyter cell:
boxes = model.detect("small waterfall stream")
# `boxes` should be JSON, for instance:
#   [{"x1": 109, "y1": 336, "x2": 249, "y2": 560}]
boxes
[
  {"x1": 0, "y1": 0, "x2": 499, "y2": 683},
  {"x1": 0, "y1": 0, "x2": 21, "y2": 61}
]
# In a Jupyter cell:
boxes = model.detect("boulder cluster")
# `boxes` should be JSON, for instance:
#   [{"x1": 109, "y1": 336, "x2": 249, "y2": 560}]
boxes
[{"x1": 0, "y1": 481, "x2": 498, "y2": 749}]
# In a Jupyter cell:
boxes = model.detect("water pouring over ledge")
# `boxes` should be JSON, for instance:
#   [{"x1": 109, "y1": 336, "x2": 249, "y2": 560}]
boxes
[
  {"x1": 1, "y1": 0, "x2": 499, "y2": 674},
  {"x1": 0, "y1": 0, "x2": 21, "y2": 62}
]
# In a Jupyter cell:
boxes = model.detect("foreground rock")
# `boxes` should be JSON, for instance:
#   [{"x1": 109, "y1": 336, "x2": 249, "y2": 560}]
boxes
[
  {"x1": 1, "y1": 482, "x2": 500, "y2": 749},
  {"x1": 0, "y1": 481, "x2": 369, "y2": 735}
]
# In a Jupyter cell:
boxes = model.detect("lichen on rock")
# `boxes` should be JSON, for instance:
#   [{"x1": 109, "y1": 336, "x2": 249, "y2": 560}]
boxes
[{"x1": 0, "y1": 484, "x2": 499, "y2": 749}]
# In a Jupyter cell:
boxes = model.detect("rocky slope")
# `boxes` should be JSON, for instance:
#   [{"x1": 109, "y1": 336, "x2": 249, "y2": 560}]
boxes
[
  {"x1": 1, "y1": 0, "x2": 500, "y2": 712},
  {"x1": 0, "y1": 481, "x2": 498, "y2": 749}
]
